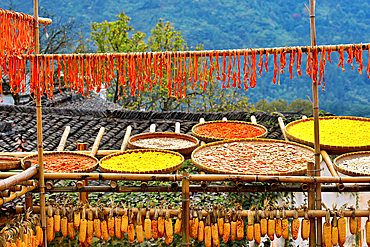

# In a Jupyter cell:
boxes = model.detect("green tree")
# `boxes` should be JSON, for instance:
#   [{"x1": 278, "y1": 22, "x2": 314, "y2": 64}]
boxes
[
  {"x1": 286, "y1": 98, "x2": 312, "y2": 116},
  {"x1": 90, "y1": 13, "x2": 253, "y2": 112}
]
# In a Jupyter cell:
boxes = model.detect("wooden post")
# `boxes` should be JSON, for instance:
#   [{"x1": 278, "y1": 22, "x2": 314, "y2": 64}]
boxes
[
  {"x1": 175, "y1": 122, "x2": 181, "y2": 133},
  {"x1": 250, "y1": 115, "x2": 257, "y2": 124},
  {"x1": 309, "y1": 0, "x2": 322, "y2": 245},
  {"x1": 277, "y1": 117, "x2": 289, "y2": 141},
  {"x1": 33, "y1": 1, "x2": 47, "y2": 246},
  {"x1": 77, "y1": 143, "x2": 89, "y2": 203},
  {"x1": 307, "y1": 161, "x2": 316, "y2": 246},
  {"x1": 120, "y1": 126, "x2": 132, "y2": 152},
  {"x1": 56, "y1": 126, "x2": 70, "y2": 151},
  {"x1": 182, "y1": 173, "x2": 190, "y2": 245}
]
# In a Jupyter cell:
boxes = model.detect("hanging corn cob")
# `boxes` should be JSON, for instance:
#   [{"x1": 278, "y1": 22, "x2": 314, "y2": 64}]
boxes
[
  {"x1": 144, "y1": 200, "x2": 152, "y2": 240},
  {"x1": 205, "y1": 208, "x2": 212, "y2": 247},
  {"x1": 189, "y1": 206, "x2": 194, "y2": 239},
  {"x1": 54, "y1": 204, "x2": 61, "y2": 233},
  {"x1": 165, "y1": 206, "x2": 174, "y2": 245},
  {"x1": 61, "y1": 201, "x2": 68, "y2": 238},
  {"x1": 152, "y1": 204, "x2": 159, "y2": 239},
  {"x1": 46, "y1": 203, "x2": 54, "y2": 242},
  {"x1": 212, "y1": 206, "x2": 220, "y2": 246},
  {"x1": 236, "y1": 207, "x2": 244, "y2": 241},
  {"x1": 74, "y1": 203, "x2": 81, "y2": 229},
  {"x1": 247, "y1": 207, "x2": 254, "y2": 241},
  {"x1": 79, "y1": 205, "x2": 87, "y2": 244},
  {"x1": 121, "y1": 203, "x2": 128, "y2": 234},
  {"x1": 301, "y1": 206, "x2": 310, "y2": 241},
  {"x1": 115, "y1": 205, "x2": 123, "y2": 239},
  {"x1": 34, "y1": 215, "x2": 43, "y2": 246},
  {"x1": 174, "y1": 208, "x2": 182, "y2": 235},
  {"x1": 101, "y1": 204, "x2": 109, "y2": 242},
  {"x1": 282, "y1": 203, "x2": 289, "y2": 240},
  {"x1": 338, "y1": 203, "x2": 348, "y2": 246},
  {"x1": 254, "y1": 208, "x2": 262, "y2": 245},
  {"x1": 291, "y1": 207, "x2": 300, "y2": 240},
  {"x1": 218, "y1": 206, "x2": 224, "y2": 238},
  {"x1": 322, "y1": 203, "x2": 332, "y2": 247},
  {"x1": 192, "y1": 206, "x2": 199, "y2": 239},
  {"x1": 267, "y1": 206, "x2": 275, "y2": 241},
  {"x1": 223, "y1": 209, "x2": 231, "y2": 243},
  {"x1": 198, "y1": 207, "x2": 205, "y2": 242},
  {"x1": 136, "y1": 204, "x2": 144, "y2": 243},
  {"x1": 107, "y1": 205, "x2": 115, "y2": 239},
  {"x1": 128, "y1": 206, "x2": 135, "y2": 243},
  {"x1": 86, "y1": 206, "x2": 94, "y2": 244},
  {"x1": 67, "y1": 208, "x2": 75, "y2": 240},
  {"x1": 261, "y1": 200, "x2": 268, "y2": 237},
  {"x1": 275, "y1": 206, "x2": 282, "y2": 239},
  {"x1": 348, "y1": 205, "x2": 358, "y2": 235},
  {"x1": 94, "y1": 204, "x2": 102, "y2": 239},
  {"x1": 230, "y1": 208, "x2": 237, "y2": 241},
  {"x1": 158, "y1": 200, "x2": 166, "y2": 238},
  {"x1": 332, "y1": 204, "x2": 339, "y2": 246}
]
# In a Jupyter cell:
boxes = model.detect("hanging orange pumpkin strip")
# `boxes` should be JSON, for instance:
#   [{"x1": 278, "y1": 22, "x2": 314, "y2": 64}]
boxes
[
  {"x1": 216, "y1": 50, "x2": 221, "y2": 80},
  {"x1": 273, "y1": 49, "x2": 278, "y2": 84},
  {"x1": 237, "y1": 50, "x2": 241, "y2": 89},
  {"x1": 347, "y1": 45, "x2": 354, "y2": 69},
  {"x1": 227, "y1": 52, "x2": 232, "y2": 88},
  {"x1": 338, "y1": 45, "x2": 345, "y2": 72},
  {"x1": 258, "y1": 49, "x2": 263, "y2": 77},
  {"x1": 222, "y1": 51, "x2": 226, "y2": 89}
]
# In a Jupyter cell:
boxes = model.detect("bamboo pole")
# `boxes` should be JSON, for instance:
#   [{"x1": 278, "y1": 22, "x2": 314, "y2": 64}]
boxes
[
  {"x1": 56, "y1": 126, "x2": 70, "y2": 151},
  {"x1": 39, "y1": 184, "x2": 370, "y2": 193},
  {"x1": 0, "y1": 182, "x2": 38, "y2": 206},
  {"x1": 308, "y1": 0, "x2": 322, "y2": 245},
  {"x1": 90, "y1": 127, "x2": 105, "y2": 157},
  {"x1": 0, "y1": 166, "x2": 38, "y2": 191},
  {"x1": 20, "y1": 43, "x2": 370, "y2": 59},
  {"x1": 2, "y1": 9, "x2": 52, "y2": 25},
  {"x1": 321, "y1": 150, "x2": 344, "y2": 191},
  {"x1": 33, "y1": 1, "x2": 47, "y2": 245},
  {"x1": 278, "y1": 117, "x2": 289, "y2": 141},
  {"x1": 150, "y1": 124, "x2": 156, "y2": 133},
  {"x1": 175, "y1": 122, "x2": 181, "y2": 133},
  {"x1": 182, "y1": 173, "x2": 190, "y2": 245},
  {"x1": 120, "y1": 126, "x2": 132, "y2": 152},
  {"x1": 308, "y1": 161, "x2": 316, "y2": 246},
  {"x1": 250, "y1": 115, "x2": 257, "y2": 124}
]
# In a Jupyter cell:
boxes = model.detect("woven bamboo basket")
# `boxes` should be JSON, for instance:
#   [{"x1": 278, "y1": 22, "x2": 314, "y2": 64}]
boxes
[
  {"x1": 0, "y1": 156, "x2": 21, "y2": 171},
  {"x1": 191, "y1": 120, "x2": 268, "y2": 143},
  {"x1": 334, "y1": 151, "x2": 370, "y2": 176},
  {"x1": 128, "y1": 132, "x2": 199, "y2": 157},
  {"x1": 285, "y1": 116, "x2": 370, "y2": 155},
  {"x1": 191, "y1": 138, "x2": 315, "y2": 176},
  {"x1": 99, "y1": 149, "x2": 184, "y2": 174},
  {"x1": 21, "y1": 151, "x2": 99, "y2": 173}
]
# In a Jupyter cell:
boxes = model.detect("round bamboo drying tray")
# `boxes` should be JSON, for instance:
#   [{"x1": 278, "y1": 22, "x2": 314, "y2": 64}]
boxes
[
  {"x1": 285, "y1": 116, "x2": 370, "y2": 155},
  {"x1": 191, "y1": 138, "x2": 315, "y2": 176},
  {"x1": 334, "y1": 151, "x2": 370, "y2": 176},
  {"x1": 191, "y1": 120, "x2": 268, "y2": 143},
  {"x1": 21, "y1": 152, "x2": 99, "y2": 173},
  {"x1": 0, "y1": 157, "x2": 21, "y2": 171},
  {"x1": 128, "y1": 132, "x2": 199, "y2": 157},
  {"x1": 99, "y1": 149, "x2": 184, "y2": 174}
]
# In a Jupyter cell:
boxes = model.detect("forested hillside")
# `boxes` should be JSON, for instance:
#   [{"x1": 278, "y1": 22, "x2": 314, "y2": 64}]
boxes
[{"x1": 2, "y1": 0, "x2": 370, "y2": 116}]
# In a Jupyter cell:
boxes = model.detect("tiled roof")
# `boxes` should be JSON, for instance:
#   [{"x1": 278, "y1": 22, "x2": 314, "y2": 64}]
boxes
[{"x1": 0, "y1": 103, "x2": 285, "y2": 153}]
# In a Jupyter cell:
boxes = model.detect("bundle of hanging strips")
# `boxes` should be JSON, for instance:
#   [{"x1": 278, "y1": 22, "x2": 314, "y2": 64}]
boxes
[
  {"x1": 0, "y1": 43, "x2": 369, "y2": 102},
  {"x1": 0, "y1": 8, "x2": 35, "y2": 102}
]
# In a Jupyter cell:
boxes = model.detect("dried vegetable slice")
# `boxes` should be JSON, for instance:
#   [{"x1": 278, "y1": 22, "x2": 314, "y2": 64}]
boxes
[{"x1": 191, "y1": 139, "x2": 313, "y2": 175}]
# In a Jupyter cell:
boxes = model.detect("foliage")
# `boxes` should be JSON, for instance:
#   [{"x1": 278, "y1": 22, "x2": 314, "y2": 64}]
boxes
[
  {"x1": 256, "y1": 98, "x2": 312, "y2": 116},
  {"x1": 90, "y1": 13, "x2": 253, "y2": 111}
]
